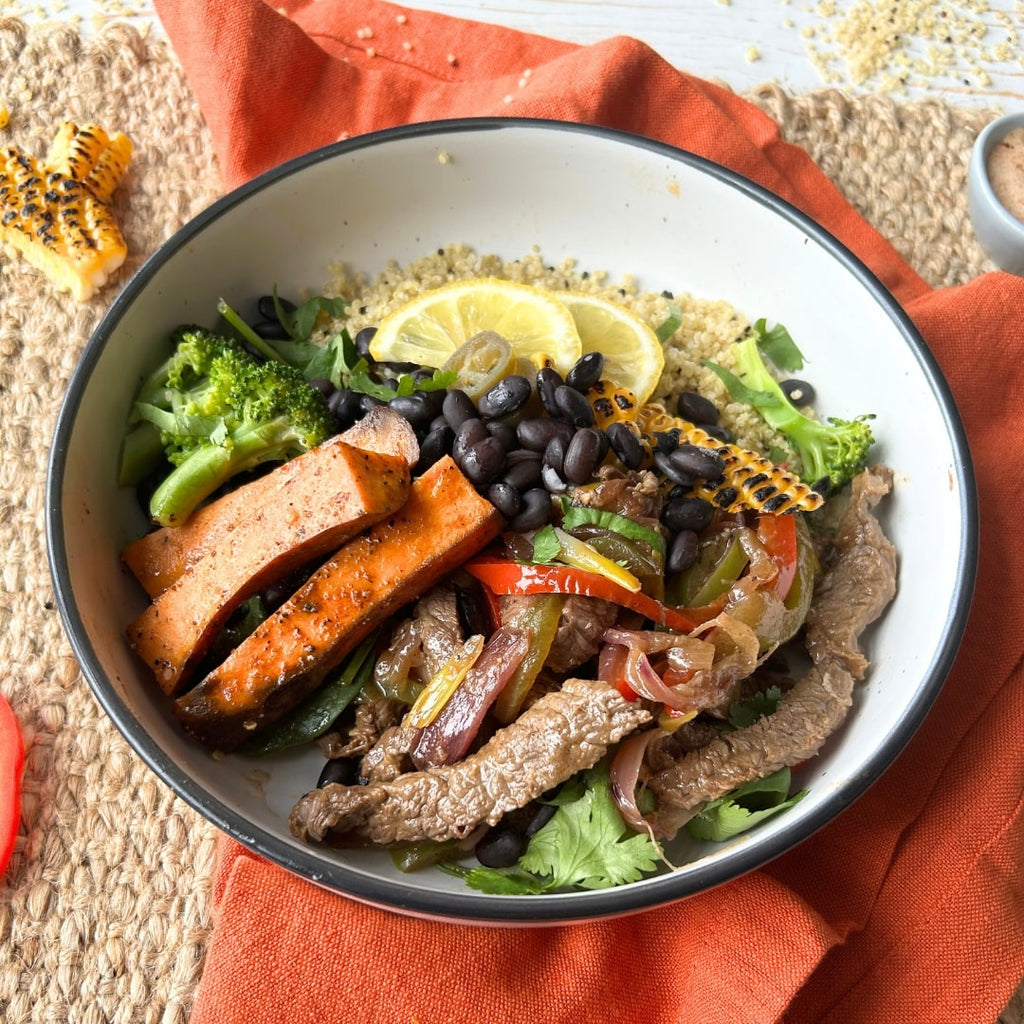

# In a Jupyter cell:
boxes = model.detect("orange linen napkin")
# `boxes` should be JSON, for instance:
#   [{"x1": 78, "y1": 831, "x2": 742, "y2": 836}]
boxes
[{"x1": 152, "y1": 3, "x2": 1024, "y2": 1022}]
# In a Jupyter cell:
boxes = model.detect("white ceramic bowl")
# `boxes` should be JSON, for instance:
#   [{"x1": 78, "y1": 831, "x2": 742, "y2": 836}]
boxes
[
  {"x1": 968, "y1": 110, "x2": 1024, "y2": 276},
  {"x1": 47, "y1": 119, "x2": 977, "y2": 924}
]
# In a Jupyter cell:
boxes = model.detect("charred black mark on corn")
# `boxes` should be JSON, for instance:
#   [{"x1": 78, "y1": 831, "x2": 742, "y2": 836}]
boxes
[{"x1": 635, "y1": 403, "x2": 824, "y2": 514}]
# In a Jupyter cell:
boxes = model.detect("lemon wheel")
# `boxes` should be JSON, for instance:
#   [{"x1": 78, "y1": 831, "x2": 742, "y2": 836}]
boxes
[
  {"x1": 552, "y1": 291, "x2": 666, "y2": 405},
  {"x1": 369, "y1": 278, "x2": 582, "y2": 376}
]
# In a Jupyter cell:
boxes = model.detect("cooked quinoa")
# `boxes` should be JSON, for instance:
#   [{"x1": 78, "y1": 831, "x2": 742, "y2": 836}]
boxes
[{"x1": 320, "y1": 244, "x2": 788, "y2": 457}]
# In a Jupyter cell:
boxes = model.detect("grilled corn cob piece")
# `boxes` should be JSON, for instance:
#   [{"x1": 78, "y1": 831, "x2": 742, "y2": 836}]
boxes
[
  {"x1": 45, "y1": 121, "x2": 133, "y2": 204},
  {"x1": 0, "y1": 122, "x2": 131, "y2": 302},
  {"x1": 588, "y1": 379, "x2": 639, "y2": 428},
  {"x1": 635, "y1": 402, "x2": 824, "y2": 514}
]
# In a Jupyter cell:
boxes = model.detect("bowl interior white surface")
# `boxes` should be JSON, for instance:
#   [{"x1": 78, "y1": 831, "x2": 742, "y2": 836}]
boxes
[{"x1": 47, "y1": 120, "x2": 976, "y2": 924}]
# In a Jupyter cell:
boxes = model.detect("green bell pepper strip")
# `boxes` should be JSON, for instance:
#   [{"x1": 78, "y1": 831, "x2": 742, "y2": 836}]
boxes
[{"x1": 239, "y1": 636, "x2": 376, "y2": 756}]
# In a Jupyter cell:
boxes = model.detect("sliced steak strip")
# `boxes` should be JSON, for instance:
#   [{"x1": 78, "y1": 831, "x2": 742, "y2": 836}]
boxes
[
  {"x1": 804, "y1": 465, "x2": 897, "y2": 680},
  {"x1": 646, "y1": 466, "x2": 897, "y2": 833},
  {"x1": 289, "y1": 678, "x2": 652, "y2": 845}
]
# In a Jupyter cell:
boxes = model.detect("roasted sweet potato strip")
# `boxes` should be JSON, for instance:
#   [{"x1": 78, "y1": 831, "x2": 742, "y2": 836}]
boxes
[
  {"x1": 174, "y1": 456, "x2": 504, "y2": 750},
  {"x1": 126, "y1": 436, "x2": 412, "y2": 695},
  {"x1": 122, "y1": 407, "x2": 418, "y2": 597}
]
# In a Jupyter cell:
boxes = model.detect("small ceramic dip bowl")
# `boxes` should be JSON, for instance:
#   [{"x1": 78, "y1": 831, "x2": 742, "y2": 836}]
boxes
[{"x1": 967, "y1": 110, "x2": 1024, "y2": 276}]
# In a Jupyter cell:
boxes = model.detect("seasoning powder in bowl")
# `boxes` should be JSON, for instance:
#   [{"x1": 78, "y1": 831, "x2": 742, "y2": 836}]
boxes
[{"x1": 986, "y1": 127, "x2": 1024, "y2": 225}]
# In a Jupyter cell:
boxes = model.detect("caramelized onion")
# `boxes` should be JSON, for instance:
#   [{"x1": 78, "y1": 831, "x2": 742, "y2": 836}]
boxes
[{"x1": 609, "y1": 727, "x2": 669, "y2": 837}]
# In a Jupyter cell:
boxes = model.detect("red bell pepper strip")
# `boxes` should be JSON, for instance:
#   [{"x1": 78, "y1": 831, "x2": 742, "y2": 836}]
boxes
[
  {"x1": 0, "y1": 693, "x2": 24, "y2": 877},
  {"x1": 464, "y1": 557, "x2": 701, "y2": 633},
  {"x1": 756, "y1": 512, "x2": 799, "y2": 599}
]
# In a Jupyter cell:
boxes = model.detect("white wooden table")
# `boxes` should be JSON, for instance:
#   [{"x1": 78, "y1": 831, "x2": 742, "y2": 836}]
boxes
[{"x1": 24, "y1": 0, "x2": 1024, "y2": 111}]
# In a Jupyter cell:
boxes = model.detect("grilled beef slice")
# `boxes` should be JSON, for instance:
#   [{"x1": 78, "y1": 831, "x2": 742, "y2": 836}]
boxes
[
  {"x1": 289, "y1": 678, "x2": 652, "y2": 845},
  {"x1": 646, "y1": 466, "x2": 897, "y2": 832}
]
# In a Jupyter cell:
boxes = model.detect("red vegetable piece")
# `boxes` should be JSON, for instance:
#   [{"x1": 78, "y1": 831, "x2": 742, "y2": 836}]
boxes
[
  {"x1": 756, "y1": 513, "x2": 799, "y2": 599},
  {"x1": 0, "y1": 693, "x2": 24, "y2": 877},
  {"x1": 464, "y1": 557, "x2": 701, "y2": 633}
]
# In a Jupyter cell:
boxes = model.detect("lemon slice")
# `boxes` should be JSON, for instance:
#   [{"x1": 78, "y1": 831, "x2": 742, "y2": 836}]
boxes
[
  {"x1": 369, "y1": 278, "x2": 582, "y2": 375},
  {"x1": 552, "y1": 291, "x2": 666, "y2": 404}
]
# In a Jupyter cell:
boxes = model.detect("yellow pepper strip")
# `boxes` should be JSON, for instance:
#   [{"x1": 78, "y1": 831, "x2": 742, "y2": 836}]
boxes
[
  {"x1": 492, "y1": 594, "x2": 564, "y2": 725},
  {"x1": 551, "y1": 527, "x2": 642, "y2": 593},
  {"x1": 405, "y1": 634, "x2": 484, "y2": 729}
]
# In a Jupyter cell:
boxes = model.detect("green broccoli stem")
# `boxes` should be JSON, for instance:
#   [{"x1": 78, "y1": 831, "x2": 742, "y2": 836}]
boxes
[
  {"x1": 148, "y1": 420, "x2": 301, "y2": 526},
  {"x1": 216, "y1": 298, "x2": 285, "y2": 364}
]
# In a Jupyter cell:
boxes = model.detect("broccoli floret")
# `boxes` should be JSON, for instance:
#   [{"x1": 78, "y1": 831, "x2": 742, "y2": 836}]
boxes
[
  {"x1": 120, "y1": 325, "x2": 333, "y2": 526},
  {"x1": 704, "y1": 320, "x2": 875, "y2": 491}
]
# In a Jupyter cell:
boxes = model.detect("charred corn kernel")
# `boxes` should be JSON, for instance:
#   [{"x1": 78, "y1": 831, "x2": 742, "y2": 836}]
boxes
[
  {"x1": 588, "y1": 379, "x2": 639, "y2": 428},
  {"x1": 0, "y1": 122, "x2": 131, "y2": 302},
  {"x1": 45, "y1": 121, "x2": 133, "y2": 203},
  {"x1": 405, "y1": 634, "x2": 484, "y2": 728},
  {"x1": 636, "y1": 403, "x2": 823, "y2": 514}
]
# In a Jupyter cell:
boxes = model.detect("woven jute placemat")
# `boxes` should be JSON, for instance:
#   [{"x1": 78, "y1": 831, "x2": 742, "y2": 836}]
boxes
[{"x1": 0, "y1": 17, "x2": 1016, "y2": 1024}]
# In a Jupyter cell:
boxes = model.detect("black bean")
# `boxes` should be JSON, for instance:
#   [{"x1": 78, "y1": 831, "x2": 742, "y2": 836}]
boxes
[
  {"x1": 554, "y1": 384, "x2": 595, "y2": 428},
  {"x1": 475, "y1": 824, "x2": 528, "y2": 869},
  {"x1": 502, "y1": 452, "x2": 543, "y2": 490},
  {"x1": 701, "y1": 423, "x2": 735, "y2": 444},
  {"x1": 388, "y1": 392, "x2": 436, "y2": 431},
  {"x1": 307, "y1": 377, "x2": 334, "y2": 398},
  {"x1": 417, "y1": 423, "x2": 454, "y2": 472},
  {"x1": 487, "y1": 480, "x2": 522, "y2": 518},
  {"x1": 565, "y1": 351, "x2": 604, "y2": 392},
  {"x1": 605, "y1": 421, "x2": 645, "y2": 470},
  {"x1": 452, "y1": 418, "x2": 489, "y2": 463},
  {"x1": 535, "y1": 366, "x2": 564, "y2": 416},
  {"x1": 358, "y1": 393, "x2": 385, "y2": 416},
  {"x1": 486, "y1": 419, "x2": 517, "y2": 451},
  {"x1": 781, "y1": 378, "x2": 816, "y2": 405},
  {"x1": 661, "y1": 496, "x2": 715, "y2": 533},
  {"x1": 460, "y1": 436, "x2": 506, "y2": 485},
  {"x1": 516, "y1": 416, "x2": 574, "y2": 453},
  {"x1": 676, "y1": 390, "x2": 719, "y2": 425},
  {"x1": 667, "y1": 530, "x2": 700, "y2": 574},
  {"x1": 257, "y1": 293, "x2": 296, "y2": 321},
  {"x1": 509, "y1": 488, "x2": 553, "y2": 531},
  {"x1": 252, "y1": 319, "x2": 290, "y2": 341},
  {"x1": 316, "y1": 757, "x2": 360, "y2": 789},
  {"x1": 563, "y1": 427, "x2": 603, "y2": 484},
  {"x1": 353, "y1": 326, "x2": 377, "y2": 361},
  {"x1": 669, "y1": 443, "x2": 726, "y2": 480},
  {"x1": 442, "y1": 388, "x2": 477, "y2": 431},
  {"x1": 477, "y1": 374, "x2": 532, "y2": 419},
  {"x1": 328, "y1": 387, "x2": 363, "y2": 427},
  {"x1": 543, "y1": 436, "x2": 566, "y2": 475},
  {"x1": 653, "y1": 449, "x2": 695, "y2": 487},
  {"x1": 523, "y1": 802, "x2": 557, "y2": 837},
  {"x1": 456, "y1": 581, "x2": 493, "y2": 640},
  {"x1": 427, "y1": 413, "x2": 448, "y2": 434}
]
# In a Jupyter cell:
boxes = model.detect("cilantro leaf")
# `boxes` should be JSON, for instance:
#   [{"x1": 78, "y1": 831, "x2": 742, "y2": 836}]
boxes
[
  {"x1": 520, "y1": 764, "x2": 660, "y2": 890},
  {"x1": 753, "y1": 317, "x2": 805, "y2": 373},
  {"x1": 442, "y1": 762, "x2": 660, "y2": 895},
  {"x1": 274, "y1": 290, "x2": 349, "y2": 342},
  {"x1": 685, "y1": 767, "x2": 808, "y2": 843},
  {"x1": 727, "y1": 684, "x2": 784, "y2": 729}
]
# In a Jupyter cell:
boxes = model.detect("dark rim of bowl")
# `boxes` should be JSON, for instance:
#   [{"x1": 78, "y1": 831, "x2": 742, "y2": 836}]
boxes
[{"x1": 45, "y1": 117, "x2": 979, "y2": 925}]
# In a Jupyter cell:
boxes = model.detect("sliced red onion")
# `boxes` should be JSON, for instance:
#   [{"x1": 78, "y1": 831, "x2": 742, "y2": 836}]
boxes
[
  {"x1": 411, "y1": 627, "x2": 529, "y2": 769},
  {"x1": 609, "y1": 728, "x2": 669, "y2": 838}
]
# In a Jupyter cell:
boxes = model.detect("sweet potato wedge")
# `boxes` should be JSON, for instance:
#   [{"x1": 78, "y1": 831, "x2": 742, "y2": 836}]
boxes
[
  {"x1": 126, "y1": 436, "x2": 412, "y2": 695},
  {"x1": 174, "y1": 456, "x2": 503, "y2": 751},
  {"x1": 121, "y1": 406, "x2": 419, "y2": 597}
]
